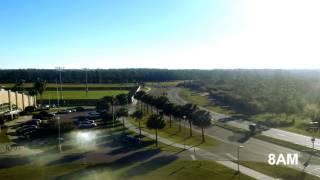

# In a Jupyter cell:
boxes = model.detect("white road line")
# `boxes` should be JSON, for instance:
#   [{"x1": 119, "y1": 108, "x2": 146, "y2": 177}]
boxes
[
  {"x1": 277, "y1": 133, "x2": 286, "y2": 137},
  {"x1": 190, "y1": 154, "x2": 196, "y2": 160},
  {"x1": 226, "y1": 153, "x2": 237, "y2": 161}
]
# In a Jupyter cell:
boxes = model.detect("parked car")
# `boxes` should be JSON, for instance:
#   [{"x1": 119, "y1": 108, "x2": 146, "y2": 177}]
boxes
[
  {"x1": 16, "y1": 126, "x2": 37, "y2": 135},
  {"x1": 76, "y1": 118, "x2": 95, "y2": 124},
  {"x1": 76, "y1": 107, "x2": 85, "y2": 112},
  {"x1": 87, "y1": 111, "x2": 100, "y2": 119},
  {"x1": 120, "y1": 135, "x2": 140, "y2": 145},
  {"x1": 23, "y1": 119, "x2": 42, "y2": 126},
  {"x1": 78, "y1": 122, "x2": 97, "y2": 128}
]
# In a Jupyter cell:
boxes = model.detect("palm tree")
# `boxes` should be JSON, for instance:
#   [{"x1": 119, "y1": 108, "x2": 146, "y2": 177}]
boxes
[
  {"x1": 116, "y1": 93, "x2": 128, "y2": 106},
  {"x1": 103, "y1": 96, "x2": 118, "y2": 128},
  {"x1": 33, "y1": 79, "x2": 47, "y2": 106},
  {"x1": 155, "y1": 96, "x2": 169, "y2": 113},
  {"x1": 135, "y1": 91, "x2": 146, "y2": 111},
  {"x1": 172, "y1": 105, "x2": 183, "y2": 131},
  {"x1": 182, "y1": 103, "x2": 198, "y2": 137},
  {"x1": 163, "y1": 102, "x2": 174, "y2": 128},
  {"x1": 116, "y1": 107, "x2": 128, "y2": 130},
  {"x1": 146, "y1": 114, "x2": 166, "y2": 147},
  {"x1": 192, "y1": 110, "x2": 211, "y2": 142},
  {"x1": 132, "y1": 110, "x2": 144, "y2": 137},
  {"x1": 13, "y1": 79, "x2": 25, "y2": 92}
]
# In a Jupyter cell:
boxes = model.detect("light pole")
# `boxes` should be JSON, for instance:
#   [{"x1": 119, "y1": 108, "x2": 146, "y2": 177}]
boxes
[
  {"x1": 56, "y1": 67, "x2": 64, "y2": 106},
  {"x1": 84, "y1": 68, "x2": 88, "y2": 96},
  {"x1": 56, "y1": 79, "x2": 59, "y2": 107},
  {"x1": 183, "y1": 115, "x2": 186, "y2": 149},
  {"x1": 56, "y1": 116, "x2": 62, "y2": 152},
  {"x1": 237, "y1": 145, "x2": 244, "y2": 172},
  {"x1": 309, "y1": 122, "x2": 318, "y2": 150}
]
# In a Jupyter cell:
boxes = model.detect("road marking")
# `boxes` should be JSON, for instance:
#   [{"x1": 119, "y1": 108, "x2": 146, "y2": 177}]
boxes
[
  {"x1": 314, "y1": 167, "x2": 320, "y2": 171},
  {"x1": 277, "y1": 133, "x2": 286, "y2": 137},
  {"x1": 226, "y1": 153, "x2": 237, "y2": 160},
  {"x1": 190, "y1": 154, "x2": 196, "y2": 160}
]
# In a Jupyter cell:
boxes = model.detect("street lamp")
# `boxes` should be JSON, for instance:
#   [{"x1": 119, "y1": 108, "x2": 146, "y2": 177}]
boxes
[
  {"x1": 237, "y1": 145, "x2": 244, "y2": 172},
  {"x1": 56, "y1": 116, "x2": 62, "y2": 152},
  {"x1": 183, "y1": 115, "x2": 186, "y2": 149},
  {"x1": 309, "y1": 122, "x2": 318, "y2": 150}
]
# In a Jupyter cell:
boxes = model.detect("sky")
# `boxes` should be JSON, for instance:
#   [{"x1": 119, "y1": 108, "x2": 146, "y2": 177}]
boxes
[{"x1": 1, "y1": 0, "x2": 320, "y2": 69}]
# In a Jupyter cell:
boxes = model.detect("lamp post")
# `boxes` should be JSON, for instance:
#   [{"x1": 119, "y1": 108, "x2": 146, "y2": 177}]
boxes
[
  {"x1": 237, "y1": 145, "x2": 244, "y2": 172},
  {"x1": 183, "y1": 115, "x2": 186, "y2": 149},
  {"x1": 309, "y1": 122, "x2": 318, "y2": 150},
  {"x1": 56, "y1": 116, "x2": 62, "y2": 152},
  {"x1": 56, "y1": 67, "x2": 64, "y2": 106}
]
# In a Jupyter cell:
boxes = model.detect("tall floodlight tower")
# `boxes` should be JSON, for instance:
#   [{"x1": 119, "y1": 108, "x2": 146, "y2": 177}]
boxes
[
  {"x1": 56, "y1": 67, "x2": 64, "y2": 106},
  {"x1": 84, "y1": 68, "x2": 89, "y2": 96}
]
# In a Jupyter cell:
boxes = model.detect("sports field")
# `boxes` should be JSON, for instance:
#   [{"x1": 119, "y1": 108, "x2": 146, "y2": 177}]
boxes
[{"x1": 42, "y1": 90, "x2": 128, "y2": 100}]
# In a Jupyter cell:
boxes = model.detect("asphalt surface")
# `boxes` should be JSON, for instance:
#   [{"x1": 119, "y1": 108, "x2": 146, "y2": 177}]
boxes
[{"x1": 153, "y1": 87, "x2": 320, "y2": 178}]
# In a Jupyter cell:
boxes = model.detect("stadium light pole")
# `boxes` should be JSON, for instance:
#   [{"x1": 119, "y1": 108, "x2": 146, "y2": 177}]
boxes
[
  {"x1": 56, "y1": 79, "x2": 59, "y2": 107},
  {"x1": 56, "y1": 67, "x2": 64, "y2": 106},
  {"x1": 84, "y1": 68, "x2": 88, "y2": 96}
]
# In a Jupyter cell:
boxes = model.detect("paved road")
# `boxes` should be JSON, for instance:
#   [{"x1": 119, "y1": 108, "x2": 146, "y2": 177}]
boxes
[
  {"x1": 150, "y1": 87, "x2": 320, "y2": 178},
  {"x1": 166, "y1": 87, "x2": 320, "y2": 150},
  {"x1": 123, "y1": 117, "x2": 275, "y2": 180}
]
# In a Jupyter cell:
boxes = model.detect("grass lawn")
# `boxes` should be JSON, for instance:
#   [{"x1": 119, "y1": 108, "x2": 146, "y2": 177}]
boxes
[
  {"x1": 42, "y1": 90, "x2": 128, "y2": 100},
  {"x1": 0, "y1": 127, "x2": 10, "y2": 143},
  {"x1": 178, "y1": 88, "x2": 236, "y2": 115},
  {"x1": 128, "y1": 113, "x2": 219, "y2": 150},
  {"x1": 0, "y1": 160, "x2": 254, "y2": 180},
  {"x1": 0, "y1": 83, "x2": 135, "y2": 88},
  {"x1": 145, "y1": 81, "x2": 184, "y2": 87},
  {"x1": 240, "y1": 161, "x2": 319, "y2": 180}
]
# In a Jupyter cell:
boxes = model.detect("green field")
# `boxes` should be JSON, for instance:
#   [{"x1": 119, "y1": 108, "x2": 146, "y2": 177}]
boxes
[
  {"x1": 0, "y1": 83, "x2": 135, "y2": 88},
  {"x1": 42, "y1": 90, "x2": 128, "y2": 100}
]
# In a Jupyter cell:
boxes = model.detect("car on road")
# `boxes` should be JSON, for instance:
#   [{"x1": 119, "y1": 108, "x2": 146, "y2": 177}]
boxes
[{"x1": 75, "y1": 106, "x2": 85, "y2": 112}]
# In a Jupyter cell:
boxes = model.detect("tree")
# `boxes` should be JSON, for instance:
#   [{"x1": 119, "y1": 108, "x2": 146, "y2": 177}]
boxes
[
  {"x1": 146, "y1": 114, "x2": 166, "y2": 146},
  {"x1": 135, "y1": 91, "x2": 146, "y2": 111},
  {"x1": 12, "y1": 79, "x2": 25, "y2": 92},
  {"x1": 155, "y1": 96, "x2": 169, "y2": 113},
  {"x1": 132, "y1": 110, "x2": 144, "y2": 137},
  {"x1": 96, "y1": 99, "x2": 110, "y2": 113},
  {"x1": 33, "y1": 78, "x2": 47, "y2": 106},
  {"x1": 116, "y1": 93, "x2": 128, "y2": 106},
  {"x1": 172, "y1": 105, "x2": 183, "y2": 131},
  {"x1": 182, "y1": 103, "x2": 198, "y2": 137},
  {"x1": 192, "y1": 110, "x2": 211, "y2": 142},
  {"x1": 116, "y1": 107, "x2": 128, "y2": 130},
  {"x1": 163, "y1": 102, "x2": 174, "y2": 128},
  {"x1": 102, "y1": 96, "x2": 118, "y2": 128}
]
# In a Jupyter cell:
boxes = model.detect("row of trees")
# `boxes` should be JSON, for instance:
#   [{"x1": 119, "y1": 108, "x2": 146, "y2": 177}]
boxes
[{"x1": 134, "y1": 91, "x2": 211, "y2": 143}]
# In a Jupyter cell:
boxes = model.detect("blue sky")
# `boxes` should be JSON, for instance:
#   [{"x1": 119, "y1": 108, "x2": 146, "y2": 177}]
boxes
[{"x1": 1, "y1": 0, "x2": 320, "y2": 69}]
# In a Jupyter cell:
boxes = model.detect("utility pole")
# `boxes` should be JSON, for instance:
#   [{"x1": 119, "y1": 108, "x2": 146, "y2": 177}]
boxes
[
  {"x1": 56, "y1": 67, "x2": 64, "y2": 106},
  {"x1": 84, "y1": 68, "x2": 88, "y2": 96},
  {"x1": 56, "y1": 79, "x2": 59, "y2": 107}
]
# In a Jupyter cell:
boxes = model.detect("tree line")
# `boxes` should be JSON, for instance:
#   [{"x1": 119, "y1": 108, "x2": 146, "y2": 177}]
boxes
[{"x1": 3, "y1": 69, "x2": 319, "y2": 84}]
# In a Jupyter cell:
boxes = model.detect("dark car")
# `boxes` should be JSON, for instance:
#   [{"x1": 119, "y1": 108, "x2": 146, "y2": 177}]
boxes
[
  {"x1": 76, "y1": 107, "x2": 85, "y2": 112},
  {"x1": 120, "y1": 135, "x2": 140, "y2": 145}
]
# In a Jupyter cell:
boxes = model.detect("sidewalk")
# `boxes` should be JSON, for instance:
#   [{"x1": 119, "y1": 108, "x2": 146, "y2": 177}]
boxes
[{"x1": 124, "y1": 118, "x2": 275, "y2": 180}]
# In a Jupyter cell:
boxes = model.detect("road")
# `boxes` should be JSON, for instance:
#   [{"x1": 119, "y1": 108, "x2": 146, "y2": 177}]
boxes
[
  {"x1": 148, "y1": 87, "x2": 320, "y2": 178},
  {"x1": 167, "y1": 87, "x2": 320, "y2": 150}
]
